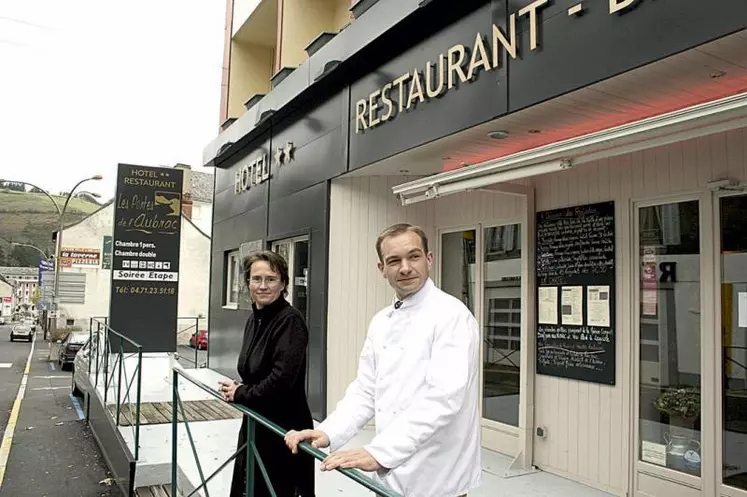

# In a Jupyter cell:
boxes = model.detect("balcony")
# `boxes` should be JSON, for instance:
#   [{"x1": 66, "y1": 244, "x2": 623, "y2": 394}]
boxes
[{"x1": 227, "y1": 0, "x2": 352, "y2": 119}]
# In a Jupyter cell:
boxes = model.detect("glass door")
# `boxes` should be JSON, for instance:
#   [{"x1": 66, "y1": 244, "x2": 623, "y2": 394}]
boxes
[
  {"x1": 634, "y1": 197, "x2": 705, "y2": 492},
  {"x1": 718, "y1": 194, "x2": 747, "y2": 497},
  {"x1": 272, "y1": 236, "x2": 310, "y2": 321},
  {"x1": 482, "y1": 224, "x2": 522, "y2": 427},
  {"x1": 439, "y1": 222, "x2": 525, "y2": 456}
]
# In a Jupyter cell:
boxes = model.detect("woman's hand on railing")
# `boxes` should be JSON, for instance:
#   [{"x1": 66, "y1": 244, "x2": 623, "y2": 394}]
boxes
[
  {"x1": 218, "y1": 379, "x2": 241, "y2": 402},
  {"x1": 284, "y1": 429, "x2": 330, "y2": 454}
]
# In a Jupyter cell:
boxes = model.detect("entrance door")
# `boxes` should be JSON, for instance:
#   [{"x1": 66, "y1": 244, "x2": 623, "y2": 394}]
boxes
[
  {"x1": 633, "y1": 195, "x2": 707, "y2": 497},
  {"x1": 440, "y1": 222, "x2": 525, "y2": 456},
  {"x1": 716, "y1": 193, "x2": 747, "y2": 497},
  {"x1": 633, "y1": 191, "x2": 747, "y2": 497}
]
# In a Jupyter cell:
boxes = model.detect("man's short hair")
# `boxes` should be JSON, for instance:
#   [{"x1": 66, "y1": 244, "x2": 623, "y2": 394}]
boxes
[
  {"x1": 242, "y1": 250, "x2": 289, "y2": 297},
  {"x1": 375, "y1": 223, "x2": 430, "y2": 262}
]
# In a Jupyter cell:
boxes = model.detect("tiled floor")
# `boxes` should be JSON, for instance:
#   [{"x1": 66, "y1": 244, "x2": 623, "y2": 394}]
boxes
[{"x1": 89, "y1": 358, "x2": 616, "y2": 496}]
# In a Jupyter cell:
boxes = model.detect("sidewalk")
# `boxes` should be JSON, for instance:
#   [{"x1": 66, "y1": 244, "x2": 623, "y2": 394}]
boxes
[{"x1": 0, "y1": 336, "x2": 121, "y2": 497}]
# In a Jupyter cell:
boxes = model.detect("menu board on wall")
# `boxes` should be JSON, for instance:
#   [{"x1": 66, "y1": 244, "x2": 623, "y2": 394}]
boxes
[
  {"x1": 109, "y1": 163, "x2": 183, "y2": 353},
  {"x1": 535, "y1": 201, "x2": 616, "y2": 385}
]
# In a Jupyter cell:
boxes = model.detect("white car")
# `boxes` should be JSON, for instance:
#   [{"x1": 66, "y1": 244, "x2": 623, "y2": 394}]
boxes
[{"x1": 10, "y1": 324, "x2": 33, "y2": 342}]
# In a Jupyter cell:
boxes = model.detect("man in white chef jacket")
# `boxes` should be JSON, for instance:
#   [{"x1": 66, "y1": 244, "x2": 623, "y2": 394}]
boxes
[{"x1": 285, "y1": 223, "x2": 482, "y2": 497}]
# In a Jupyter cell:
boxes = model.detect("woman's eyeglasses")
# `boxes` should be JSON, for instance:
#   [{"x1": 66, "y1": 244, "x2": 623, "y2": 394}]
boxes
[{"x1": 248, "y1": 276, "x2": 282, "y2": 287}]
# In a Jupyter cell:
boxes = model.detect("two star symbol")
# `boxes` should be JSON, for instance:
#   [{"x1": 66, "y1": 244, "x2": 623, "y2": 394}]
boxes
[{"x1": 274, "y1": 142, "x2": 295, "y2": 166}]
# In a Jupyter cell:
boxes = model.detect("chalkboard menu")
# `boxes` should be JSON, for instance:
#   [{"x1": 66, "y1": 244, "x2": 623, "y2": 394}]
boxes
[{"x1": 535, "y1": 201, "x2": 616, "y2": 385}]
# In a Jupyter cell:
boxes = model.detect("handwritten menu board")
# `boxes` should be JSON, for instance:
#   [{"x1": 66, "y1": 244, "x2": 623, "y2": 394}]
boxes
[{"x1": 535, "y1": 201, "x2": 616, "y2": 385}]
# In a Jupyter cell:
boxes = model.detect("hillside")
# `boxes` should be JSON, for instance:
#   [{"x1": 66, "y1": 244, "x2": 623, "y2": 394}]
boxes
[{"x1": 0, "y1": 189, "x2": 102, "y2": 267}]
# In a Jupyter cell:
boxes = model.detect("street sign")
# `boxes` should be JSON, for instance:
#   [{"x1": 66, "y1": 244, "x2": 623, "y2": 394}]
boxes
[{"x1": 102, "y1": 236, "x2": 113, "y2": 270}]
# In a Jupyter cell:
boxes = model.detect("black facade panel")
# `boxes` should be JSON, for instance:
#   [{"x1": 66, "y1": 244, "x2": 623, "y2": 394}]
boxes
[
  {"x1": 270, "y1": 92, "x2": 348, "y2": 200},
  {"x1": 348, "y1": 2, "x2": 508, "y2": 171},
  {"x1": 209, "y1": 204, "x2": 268, "y2": 378},
  {"x1": 507, "y1": 0, "x2": 747, "y2": 112},
  {"x1": 268, "y1": 183, "x2": 329, "y2": 419}
]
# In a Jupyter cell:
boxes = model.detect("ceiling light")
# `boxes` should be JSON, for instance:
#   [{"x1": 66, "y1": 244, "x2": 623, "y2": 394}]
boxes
[
  {"x1": 711, "y1": 70, "x2": 727, "y2": 79},
  {"x1": 488, "y1": 130, "x2": 510, "y2": 139},
  {"x1": 528, "y1": 129, "x2": 541, "y2": 134},
  {"x1": 442, "y1": 156, "x2": 451, "y2": 160},
  {"x1": 399, "y1": 169, "x2": 410, "y2": 174}
]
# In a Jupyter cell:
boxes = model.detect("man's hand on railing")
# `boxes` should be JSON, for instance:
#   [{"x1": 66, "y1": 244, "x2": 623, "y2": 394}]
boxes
[
  {"x1": 284, "y1": 429, "x2": 330, "y2": 453},
  {"x1": 318, "y1": 448, "x2": 383, "y2": 472}
]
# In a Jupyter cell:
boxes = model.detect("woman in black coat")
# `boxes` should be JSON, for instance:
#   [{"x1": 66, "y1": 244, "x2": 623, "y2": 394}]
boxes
[{"x1": 219, "y1": 250, "x2": 315, "y2": 497}]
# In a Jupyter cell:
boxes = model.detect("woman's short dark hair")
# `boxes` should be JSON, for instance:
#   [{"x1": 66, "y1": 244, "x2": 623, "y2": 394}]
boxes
[{"x1": 243, "y1": 250, "x2": 289, "y2": 297}]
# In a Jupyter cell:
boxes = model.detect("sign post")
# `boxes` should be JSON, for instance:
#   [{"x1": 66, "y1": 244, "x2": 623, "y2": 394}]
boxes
[{"x1": 108, "y1": 164, "x2": 183, "y2": 352}]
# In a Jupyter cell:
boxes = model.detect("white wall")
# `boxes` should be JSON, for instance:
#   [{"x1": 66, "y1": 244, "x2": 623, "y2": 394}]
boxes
[
  {"x1": 327, "y1": 127, "x2": 747, "y2": 496},
  {"x1": 0, "y1": 280, "x2": 13, "y2": 317},
  {"x1": 191, "y1": 201, "x2": 213, "y2": 236},
  {"x1": 327, "y1": 175, "x2": 525, "y2": 448},
  {"x1": 57, "y1": 203, "x2": 211, "y2": 344}
]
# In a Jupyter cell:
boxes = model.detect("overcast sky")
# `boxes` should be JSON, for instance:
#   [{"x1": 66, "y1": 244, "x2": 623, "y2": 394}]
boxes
[{"x1": 0, "y1": 0, "x2": 225, "y2": 202}]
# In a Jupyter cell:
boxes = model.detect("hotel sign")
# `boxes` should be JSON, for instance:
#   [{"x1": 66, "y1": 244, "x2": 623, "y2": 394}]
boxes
[
  {"x1": 234, "y1": 142, "x2": 295, "y2": 195},
  {"x1": 354, "y1": 0, "x2": 641, "y2": 134},
  {"x1": 109, "y1": 163, "x2": 183, "y2": 352}
]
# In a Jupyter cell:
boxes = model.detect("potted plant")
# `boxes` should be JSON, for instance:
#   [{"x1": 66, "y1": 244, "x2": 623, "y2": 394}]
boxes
[{"x1": 654, "y1": 387, "x2": 700, "y2": 425}]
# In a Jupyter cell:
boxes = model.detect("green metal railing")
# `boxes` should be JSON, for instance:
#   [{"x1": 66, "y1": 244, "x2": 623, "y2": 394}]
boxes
[
  {"x1": 176, "y1": 316, "x2": 209, "y2": 369},
  {"x1": 172, "y1": 368, "x2": 402, "y2": 497},
  {"x1": 89, "y1": 317, "x2": 144, "y2": 460}
]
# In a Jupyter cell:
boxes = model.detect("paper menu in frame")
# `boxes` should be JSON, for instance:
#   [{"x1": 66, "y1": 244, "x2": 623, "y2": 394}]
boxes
[
  {"x1": 587, "y1": 285, "x2": 611, "y2": 327},
  {"x1": 561, "y1": 286, "x2": 583, "y2": 326},
  {"x1": 538, "y1": 287, "x2": 558, "y2": 325}
]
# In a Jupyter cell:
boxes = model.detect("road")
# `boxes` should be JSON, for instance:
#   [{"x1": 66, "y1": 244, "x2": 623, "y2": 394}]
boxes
[
  {"x1": 0, "y1": 323, "x2": 120, "y2": 497},
  {"x1": 176, "y1": 344, "x2": 208, "y2": 369}
]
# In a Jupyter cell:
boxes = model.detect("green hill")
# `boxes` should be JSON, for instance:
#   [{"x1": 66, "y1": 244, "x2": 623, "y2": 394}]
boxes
[{"x1": 0, "y1": 189, "x2": 101, "y2": 267}]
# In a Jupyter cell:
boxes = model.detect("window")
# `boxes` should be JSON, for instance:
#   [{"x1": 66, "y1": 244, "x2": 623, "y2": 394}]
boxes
[
  {"x1": 224, "y1": 250, "x2": 241, "y2": 307},
  {"x1": 271, "y1": 237, "x2": 309, "y2": 319}
]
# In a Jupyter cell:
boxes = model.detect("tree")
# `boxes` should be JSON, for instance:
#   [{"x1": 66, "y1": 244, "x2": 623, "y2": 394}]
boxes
[{"x1": 9, "y1": 245, "x2": 41, "y2": 267}]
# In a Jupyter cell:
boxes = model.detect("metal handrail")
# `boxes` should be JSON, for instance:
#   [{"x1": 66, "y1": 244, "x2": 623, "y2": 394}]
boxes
[
  {"x1": 172, "y1": 368, "x2": 402, "y2": 497},
  {"x1": 176, "y1": 317, "x2": 209, "y2": 368},
  {"x1": 89, "y1": 317, "x2": 144, "y2": 460}
]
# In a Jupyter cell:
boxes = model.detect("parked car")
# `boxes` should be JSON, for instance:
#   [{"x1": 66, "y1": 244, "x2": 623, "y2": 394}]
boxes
[
  {"x1": 10, "y1": 324, "x2": 33, "y2": 342},
  {"x1": 22, "y1": 317, "x2": 36, "y2": 332},
  {"x1": 72, "y1": 332, "x2": 99, "y2": 398},
  {"x1": 189, "y1": 330, "x2": 208, "y2": 350},
  {"x1": 0, "y1": 316, "x2": 6, "y2": 325},
  {"x1": 58, "y1": 332, "x2": 89, "y2": 371}
]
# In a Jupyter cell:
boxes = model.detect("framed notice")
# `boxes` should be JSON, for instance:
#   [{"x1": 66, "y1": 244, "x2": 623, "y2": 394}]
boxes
[
  {"x1": 535, "y1": 201, "x2": 616, "y2": 385},
  {"x1": 108, "y1": 163, "x2": 183, "y2": 352}
]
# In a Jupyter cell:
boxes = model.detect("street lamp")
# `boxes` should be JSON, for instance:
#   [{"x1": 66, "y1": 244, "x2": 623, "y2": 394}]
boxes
[
  {"x1": 0, "y1": 176, "x2": 103, "y2": 337},
  {"x1": 10, "y1": 242, "x2": 51, "y2": 261}
]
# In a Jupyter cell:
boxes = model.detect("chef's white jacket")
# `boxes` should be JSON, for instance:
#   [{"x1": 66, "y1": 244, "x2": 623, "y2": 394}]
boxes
[{"x1": 318, "y1": 278, "x2": 482, "y2": 497}]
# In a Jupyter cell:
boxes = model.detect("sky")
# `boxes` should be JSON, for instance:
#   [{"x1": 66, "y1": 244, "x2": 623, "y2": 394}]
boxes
[{"x1": 0, "y1": 0, "x2": 225, "y2": 202}]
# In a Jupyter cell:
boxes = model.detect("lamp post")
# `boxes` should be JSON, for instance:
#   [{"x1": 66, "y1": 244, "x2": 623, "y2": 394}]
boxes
[
  {"x1": 10, "y1": 242, "x2": 51, "y2": 261},
  {"x1": 0, "y1": 176, "x2": 103, "y2": 338}
]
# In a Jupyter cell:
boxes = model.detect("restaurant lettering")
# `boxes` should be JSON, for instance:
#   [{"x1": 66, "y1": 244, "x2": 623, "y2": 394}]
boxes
[{"x1": 355, "y1": 0, "x2": 641, "y2": 133}]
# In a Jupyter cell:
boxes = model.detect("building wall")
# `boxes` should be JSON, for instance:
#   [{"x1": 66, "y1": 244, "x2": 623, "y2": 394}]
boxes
[
  {"x1": 324, "y1": 128, "x2": 747, "y2": 496},
  {"x1": 58, "y1": 204, "x2": 211, "y2": 340},
  {"x1": 326, "y1": 174, "x2": 525, "y2": 434},
  {"x1": 192, "y1": 201, "x2": 214, "y2": 236},
  {"x1": 228, "y1": 40, "x2": 274, "y2": 118},
  {"x1": 0, "y1": 280, "x2": 13, "y2": 317}
]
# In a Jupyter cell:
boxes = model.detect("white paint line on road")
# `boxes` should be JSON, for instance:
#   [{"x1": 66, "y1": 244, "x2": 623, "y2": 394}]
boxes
[
  {"x1": 33, "y1": 375, "x2": 68, "y2": 379},
  {"x1": 0, "y1": 364, "x2": 12, "y2": 369},
  {"x1": 69, "y1": 394, "x2": 85, "y2": 420},
  {"x1": 31, "y1": 387, "x2": 69, "y2": 391},
  {"x1": 0, "y1": 336, "x2": 35, "y2": 486}
]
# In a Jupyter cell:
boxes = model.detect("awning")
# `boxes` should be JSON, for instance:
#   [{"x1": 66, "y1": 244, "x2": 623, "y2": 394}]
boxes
[{"x1": 392, "y1": 91, "x2": 747, "y2": 206}]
